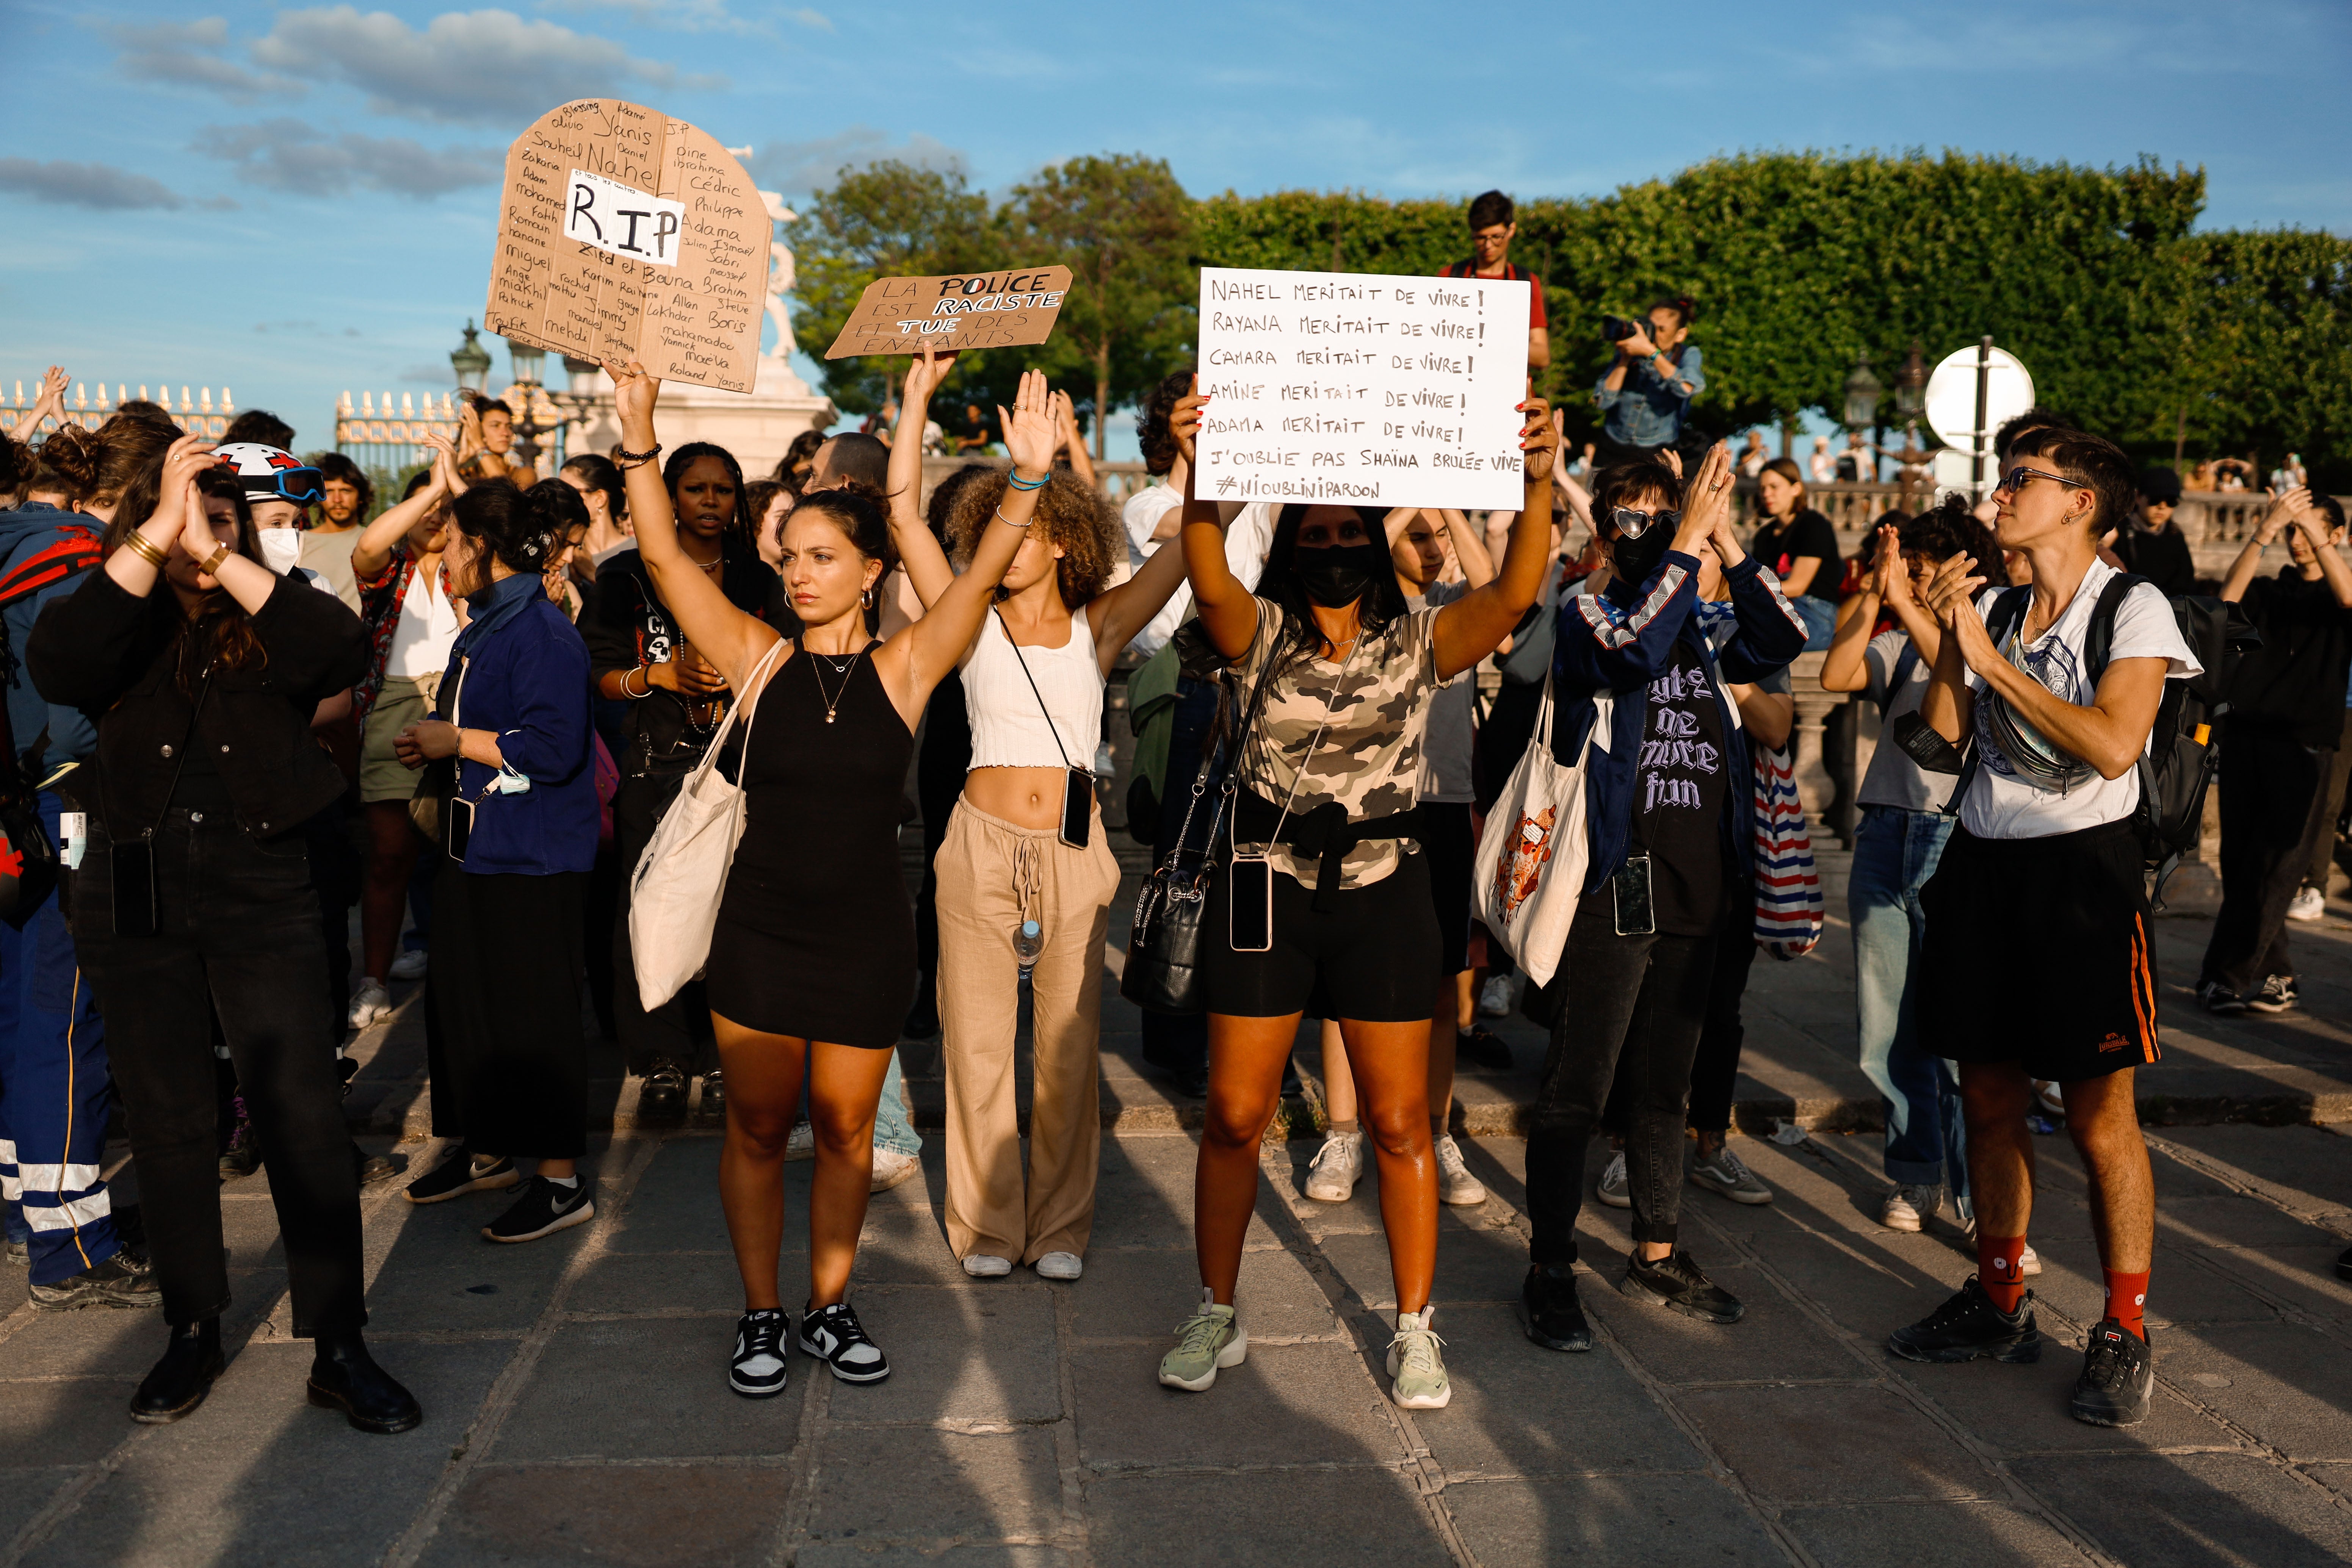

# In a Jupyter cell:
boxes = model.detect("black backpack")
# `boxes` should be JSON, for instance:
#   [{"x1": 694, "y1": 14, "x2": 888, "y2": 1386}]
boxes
[{"x1": 1977, "y1": 575, "x2": 2258, "y2": 903}]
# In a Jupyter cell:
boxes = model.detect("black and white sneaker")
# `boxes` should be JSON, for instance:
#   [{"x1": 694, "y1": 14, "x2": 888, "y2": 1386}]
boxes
[
  {"x1": 1620, "y1": 1249, "x2": 1745, "y2": 1324},
  {"x1": 797, "y1": 1300, "x2": 890, "y2": 1383},
  {"x1": 481, "y1": 1176, "x2": 595, "y2": 1244},
  {"x1": 2071, "y1": 1319, "x2": 2154, "y2": 1425},
  {"x1": 405, "y1": 1147, "x2": 519, "y2": 1205},
  {"x1": 2197, "y1": 980, "x2": 2249, "y2": 1016},
  {"x1": 729, "y1": 1308, "x2": 790, "y2": 1399},
  {"x1": 1887, "y1": 1276, "x2": 2043, "y2": 1363},
  {"x1": 2246, "y1": 974, "x2": 2298, "y2": 1015}
]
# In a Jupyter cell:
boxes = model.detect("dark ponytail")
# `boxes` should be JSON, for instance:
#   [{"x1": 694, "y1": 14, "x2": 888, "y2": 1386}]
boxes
[
  {"x1": 451, "y1": 478, "x2": 588, "y2": 575},
  {"x1": 24, "y1": 425, "x2": 100, "y2": 503}
]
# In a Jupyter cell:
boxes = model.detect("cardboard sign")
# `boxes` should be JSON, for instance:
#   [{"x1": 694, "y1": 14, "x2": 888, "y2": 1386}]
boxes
[
  {"x1": 824, "y1": 268, "x2": 1074, "y2": 359},
  {"x1": 1191, "y1": 266, "x2": 1531, "y2": 511},
  {"x1": 483, "y1": 99, "x2": 765, "y2": 393}
]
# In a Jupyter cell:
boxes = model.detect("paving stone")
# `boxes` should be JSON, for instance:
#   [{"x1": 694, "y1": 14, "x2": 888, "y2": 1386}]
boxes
[
  {"x1": 852, "y1": 1195, "x2": 978, "y2": 1286},
  {"x1": 570, "y1": 1246, "x2": 791, "y2": 1316},
  {"x1": 1442, "y1": 1473, "x2": 1783, "y2": 1567},
  {"x1": 499, "y1": 1317, "x2": 807, "y2": 1460},
  {"x1": 826, "y1": 1283, "x2": 1061, "y2": 1425},
  {"x1": 1069, "y1": 1245, "x2": 1335, "y2": 1342},
  {"x1": 1885, "y1": 1344, "x2": 2233, "y2": 1456},
  {"x1": 1084, "y1": 1137, "x2": 1283, "y2": 1251},
  {"x1": 0, "y1": 1469, "x2": 77, "y2": 1549},
  {"x1": 22, "y1": 1339, "x2": 507, "y2": 1568},
  {"x1": 1780, "y1": 1501, "x2": 2087, "y2": 1566},
  {"x1": 797, "y1": 1549, "x2": 1068, "y2": 1568},
  {"x1": 0, "y1": 1374, "x2": 139, "y2": 1468},
  {"x1": 1584, "y1": 1259, "x2": 1861, "y2": 1387},
  {"x1": 0, "y1": 1301, "x2": 189, "y2": 1383},
  {"x1": 1072, "y1": 1340, "x2": 1401, "y2": 1470},
  {"x1": 804, "y1": 1426, "x2": 1061, "y2": 1543},
  {"x1": 2155, "y1": 1125, "x2": 2352, "y2": 1217},
  {"x1": 2192, "y1": 1246, "x2": 2352, "y2": 1321},
  {"x1": 420, "y1": 1462, "x2": 789, "y2": 1568},
  {"x1": 602, "y1": 1136, "x2": 786, "y2": 1255},
  {"x1": 356, "y1": 1204, "x2": 577, "y2": 1334},
  {"x1": 1088, "y1": 1466, "x2": 1452, "y2": 1568},
  {"x1": 1677, "y1": 1386, "x2": 1986, "y2": 1504},
  {"x1": 2016, "y1": 1451, "x2": 2352, "y2": 1566},
  {"x1": 1401, "y1": 1304, "x2": 1707, "y2": 1477},
  {"x1": 1313, "y1": 1221, "x2": 1531, "y2": 1311},
  {"x1": 2154, "y1": 1321, "x2": 2352, "y2": 1460},
  {"x1": 2157, "y1": 1194, "x2": 2350, "y2": 1250},
  {"x1": 2014, "y1": 1228, "x2": 2287, "y2": 1332}
]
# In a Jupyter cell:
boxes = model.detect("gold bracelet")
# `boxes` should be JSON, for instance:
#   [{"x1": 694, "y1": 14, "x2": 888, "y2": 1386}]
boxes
[
  {"x1": 120, "y1": 531, "x2": 169, "y2": 569},
  {"x1": 197, "y1": 542, "x2": 234, "y2": 577}
]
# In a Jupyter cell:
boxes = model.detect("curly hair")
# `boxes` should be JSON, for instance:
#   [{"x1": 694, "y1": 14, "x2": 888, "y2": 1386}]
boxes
[
  {"x1": 1137, "y1": 370, "x2": 1193, "y2": 477},
  {"x1": 943, "y1": 468, "x2": 1117, "y2": 609},
  {"x1": 1902, "y1": 492, "x2": 2009, "y2": 587}
]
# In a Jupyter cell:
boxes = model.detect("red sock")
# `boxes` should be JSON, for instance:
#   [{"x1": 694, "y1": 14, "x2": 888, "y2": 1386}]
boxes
[
  {"x1": 2103, "y1": 1269, "x2": 2150, "y2": 1339},
  {"x1": 1977, "y1": 1234, "x2": 2028, "y2": 1314}
]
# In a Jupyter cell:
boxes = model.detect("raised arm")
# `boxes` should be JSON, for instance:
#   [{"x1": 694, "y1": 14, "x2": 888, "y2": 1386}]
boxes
[
  {"x1": 1429, "y1": 399, "x2": 1565, "y2": 678},
  {"x1": 1052, "y1": 391, "x2": 1097, "y2": 488},
  {"x1": 1822, "y1": 523, "x2": 1900, "y2": 692},
  {"x1": 888, "y1": 346, "x2": 957, "y2": 609},
  {"x1": 607, "y1": 360, "x2": 775, "y2": 691},
  {"x1": 351, "y1": 432, "x2": 458, "y2": 579},
  {"x1": 876, "y1": 370, "x2": 1057, "y2": 712},
  {"x1": 14, "y1": 366, "x2": 67, "y2": 447},
  {"x1": 1441, "y1": 507, "x2": 1497, "y2": 588},
  {"x1": 1916, "y1": 551, "x2": 1988, "y2": 747},
  {"x1": 1175, "y1": 381, "x2": 1260, "y2": 661},
  {"x1": 1084, "y1": 508, "x2": 1193, "y2": 673}
]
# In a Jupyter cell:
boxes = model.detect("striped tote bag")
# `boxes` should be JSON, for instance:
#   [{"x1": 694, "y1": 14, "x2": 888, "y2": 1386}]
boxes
[{"x1": 1750, "y1": 739, "x2": 1824, "y2": 960}]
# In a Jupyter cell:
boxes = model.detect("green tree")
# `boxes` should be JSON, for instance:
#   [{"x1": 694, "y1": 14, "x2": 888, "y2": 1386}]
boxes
[
  {"x1": 791, "y1": 160, "x2": 998, "y2": 418},
  {"x1": 1000, "y1": 155, "x2": 1196, "y2": 459}
]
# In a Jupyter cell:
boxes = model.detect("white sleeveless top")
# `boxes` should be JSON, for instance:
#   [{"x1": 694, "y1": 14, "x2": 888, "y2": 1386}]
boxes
[{"x1": 963, "y1": 606, "x2": 1104, "y2": 771}]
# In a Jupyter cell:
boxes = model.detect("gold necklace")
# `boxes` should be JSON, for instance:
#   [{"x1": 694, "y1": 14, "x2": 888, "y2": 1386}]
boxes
[{"x1": 805, "y1": 642, "x2": 860, "y2": 724}]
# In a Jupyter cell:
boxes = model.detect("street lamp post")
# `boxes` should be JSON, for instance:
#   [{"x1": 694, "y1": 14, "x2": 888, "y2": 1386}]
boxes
[
  {"x1": 500, "y1": 337, "x2": 602, "y2": 475},
  {"x1": 450, "y1": 321, "x2": 492, "y2": 398},
  {"x1": 1891, "y1": 341, "x2": 1932, "y2": 509}
]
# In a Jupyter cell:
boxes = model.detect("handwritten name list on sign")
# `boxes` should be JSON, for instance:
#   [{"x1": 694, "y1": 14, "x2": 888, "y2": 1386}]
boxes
[
  {"x1": 824, "y1": 268, "x2": 1073, "y2": 359},
  {"x1": 483, "y1": 99, "x2": 765, "y2": 394},
  {"x1": 1192, "y1": 266, "x2": 1531, "y2": 511}
]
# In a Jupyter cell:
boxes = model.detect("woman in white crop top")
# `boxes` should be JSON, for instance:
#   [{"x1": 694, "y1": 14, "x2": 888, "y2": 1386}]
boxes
[{"x1": 887, "y1": 348, "x2": 1192, "y2": 1281}]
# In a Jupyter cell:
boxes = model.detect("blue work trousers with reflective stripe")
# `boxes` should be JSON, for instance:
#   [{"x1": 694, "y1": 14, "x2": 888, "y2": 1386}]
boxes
[{"x1": 0, "y1": 791, "x2": 119, "y2": 1284}]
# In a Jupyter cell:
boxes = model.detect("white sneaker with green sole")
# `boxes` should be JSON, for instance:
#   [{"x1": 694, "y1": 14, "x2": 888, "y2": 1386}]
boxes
[
  {"x1": 1158, "y1": 1288, "x2": 1246, "y2": 1392},
  {"x1": 1386, "y1": 1306, "x2": 1451, "y2": 1409}
]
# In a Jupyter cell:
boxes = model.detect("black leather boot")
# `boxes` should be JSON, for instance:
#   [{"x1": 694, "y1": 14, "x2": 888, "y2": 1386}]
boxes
[
  {"x1": 307, "y1": 1331, "x2": 423, "y2": 1434},
  {"x1": 131, "y1": 1319, "x2": 225, "y2": 1423}
]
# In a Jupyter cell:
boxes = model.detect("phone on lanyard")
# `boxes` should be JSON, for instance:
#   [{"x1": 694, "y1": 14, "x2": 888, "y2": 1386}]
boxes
[
  {"x1": 444, "y1": 797, "x2": 474, "y2": 862},
  {"x1": 1227, "y1": 851, "x2": 1274, "y2": 952},
  {"x1": 111, "y1": 835, "x2": 158, "y2": 938},
  {"x1": 1059, "y1": 769, "x2": 1093, "y2": 850},
  {"x1": 1612, "y1": 851, "x2": 1655, "y2": 937}
]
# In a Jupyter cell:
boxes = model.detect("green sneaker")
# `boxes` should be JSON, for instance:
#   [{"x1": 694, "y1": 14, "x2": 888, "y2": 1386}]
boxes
[
  {"x1": 1385, "y1": 1306, "x2": 1451, "y2": 1409},
  {"x1": 1158, "y1": 1288, "x2": 1246, "y2": 1392}
]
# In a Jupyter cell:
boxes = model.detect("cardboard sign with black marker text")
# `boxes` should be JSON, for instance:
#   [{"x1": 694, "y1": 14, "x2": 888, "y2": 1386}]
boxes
[
  {"x1": 484, "y1": 99, "x2": 765, "y2": 393},
  {"x1": 1191, "y1": 265, "x2": 1531, "y2": 511},
  {"x1": 824, "y1": 268, "x2": 1074, "y2": 359}
]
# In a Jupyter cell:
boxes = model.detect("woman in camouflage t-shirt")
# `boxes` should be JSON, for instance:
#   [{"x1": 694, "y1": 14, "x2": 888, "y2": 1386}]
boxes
[{"x1": 1150, "y1": 383, "x2": 1562, "y2": 1414}]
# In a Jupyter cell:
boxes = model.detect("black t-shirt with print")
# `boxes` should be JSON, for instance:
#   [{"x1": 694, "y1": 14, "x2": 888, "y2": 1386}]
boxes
[
  {"x1": 1750, "y1": 509, "x2": 1842, "y2": 604},
  {"x1": 1628, "y1": 634, "x2": 1735, "y2": 936}
]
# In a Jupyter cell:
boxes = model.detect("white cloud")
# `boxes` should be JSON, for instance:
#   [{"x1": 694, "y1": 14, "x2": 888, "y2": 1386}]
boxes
[
  {"x1": 250, "y1": 6, "x2": 726, "y2": 127},
  {"x1": 100, "y1": 16, "x2": 298, "y2": 100},
  {"x1": 788, "y1": 8, "x2": 834, "y2": 30},
  {"x1": 539, "y1": 0, "x2": 772, "y2": 36},
  {"x1": 747, "y1": 127, "x2": 967, "y2": 196},
  {"x1": 194, "y1": 118, "x2": 505, "y2": 197},
  {"x1": 0, "y1": 157, "x2": 185, "y2": 211}
]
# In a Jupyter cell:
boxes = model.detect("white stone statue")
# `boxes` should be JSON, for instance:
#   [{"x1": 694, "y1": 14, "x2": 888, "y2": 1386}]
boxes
[{"x1": 760, "y1": 189, "x2": 798, "y2": 363}]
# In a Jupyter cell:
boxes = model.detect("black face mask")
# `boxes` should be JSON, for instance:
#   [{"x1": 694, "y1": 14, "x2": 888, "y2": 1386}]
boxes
[
  {"x1": 1610, "y1": 525, "x2": 1675, "y2": 587},
  {"x1": 1293, "y1": 540, "x2": 1387, "y2": 608}
]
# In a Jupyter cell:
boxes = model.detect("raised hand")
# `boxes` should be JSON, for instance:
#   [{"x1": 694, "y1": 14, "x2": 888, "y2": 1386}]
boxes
[
  {"x1": 2257, "y1": 486, "x2": 2310, "y2": 544},
  {"x1": 1517, "y1": 393, "x2": 1558, "y2": 486},
  {"x1": 1677, "y1": 440, "x2": 1735, "y2": 545},
  {"x1": 1871, "y1": 522, "x2": 1906, "y2": 602},
  {"x1": 1169, "y1": 376, "x2": 1206, "y2": 467},
  {"x1": 999, "y1": 370, "x2": 1056, "y2": 477},
  {"x1": 604, "y1": 360, "x2": 661, "y2": 436},
  {"x1": 1050, "y1": 388, "x2": 1080, "y2": 452},
  {"x1": 904, "y1": 345, "x2": 959, "y2": 410}
]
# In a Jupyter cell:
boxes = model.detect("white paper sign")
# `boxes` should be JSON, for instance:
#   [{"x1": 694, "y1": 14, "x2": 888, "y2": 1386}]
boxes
[
  {"x1": 1191, "y1": 266, "x2": 1531, "y2": 511},
  {"x1": 563, "y1": 168, "x2": 685, "y2": 268}
]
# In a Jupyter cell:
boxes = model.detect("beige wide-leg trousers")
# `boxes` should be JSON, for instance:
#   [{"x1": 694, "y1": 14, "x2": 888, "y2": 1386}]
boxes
[{"x1": 935, "y1": 797, "x2": 1121, "y2": 1263}]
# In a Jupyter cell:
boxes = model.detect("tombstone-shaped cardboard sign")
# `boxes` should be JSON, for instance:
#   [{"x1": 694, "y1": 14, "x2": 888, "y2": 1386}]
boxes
[
  {"x1": 484, "y1": 100, "x2": 766, "y2": 393},
  {"x1": 824, "y1": 269, "x2": 1074, "y2": 359}
]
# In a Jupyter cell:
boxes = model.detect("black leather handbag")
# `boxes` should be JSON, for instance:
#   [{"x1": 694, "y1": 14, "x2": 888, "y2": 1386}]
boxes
[
  {"x1": 1120, "y1": 655, "x2": 1273, "y2": 1016},
  {"x1": 0, "y1": 704, "x2": 60, "y2": 929}
]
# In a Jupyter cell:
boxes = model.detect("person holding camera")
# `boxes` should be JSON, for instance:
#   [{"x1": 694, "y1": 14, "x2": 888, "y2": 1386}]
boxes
[
  {"x1": 1594, "y1": 299, "x2": 1704, "y2": 465},
  {"x1": 30, "y1": 437, "x2": 417, "y2": 1432}
]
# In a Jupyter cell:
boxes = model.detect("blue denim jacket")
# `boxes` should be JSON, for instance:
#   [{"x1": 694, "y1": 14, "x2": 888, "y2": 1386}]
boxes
[{"x1": 1594, "y1": 345, "x2": 1705, "y2": 449}]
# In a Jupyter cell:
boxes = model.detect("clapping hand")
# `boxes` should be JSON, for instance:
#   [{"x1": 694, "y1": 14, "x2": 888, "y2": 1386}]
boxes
[
  {"x1": 1921, "y1": 551, "x2": 1993, "y2": 670},
  {"x1": 1869, "y1": 523, "x2": 1906, "y2": 603}
]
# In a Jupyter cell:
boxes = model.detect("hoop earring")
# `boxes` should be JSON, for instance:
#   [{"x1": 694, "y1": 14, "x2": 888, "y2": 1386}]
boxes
[{"x1": 860, "y1": 586, "x2": 874, "y2": 609}]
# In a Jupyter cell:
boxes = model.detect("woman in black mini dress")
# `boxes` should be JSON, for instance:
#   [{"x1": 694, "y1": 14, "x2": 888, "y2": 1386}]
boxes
[{"x1": 608, "y1": 357, "x2": 1048, "y2": 1397}]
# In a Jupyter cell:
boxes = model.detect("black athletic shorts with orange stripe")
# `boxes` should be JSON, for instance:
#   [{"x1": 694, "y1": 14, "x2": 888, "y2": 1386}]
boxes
[{"x1": 1916, "y1": 818, "x2": 2161, "y2": 1081}]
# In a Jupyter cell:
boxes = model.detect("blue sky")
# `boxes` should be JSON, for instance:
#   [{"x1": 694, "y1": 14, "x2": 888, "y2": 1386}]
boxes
[{"x1": 3, "y1": 0, "x2": 2346, "y2": 459}]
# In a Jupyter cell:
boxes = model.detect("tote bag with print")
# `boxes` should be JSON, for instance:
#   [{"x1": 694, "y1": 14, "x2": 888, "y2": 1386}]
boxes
[
  {"x1": 1471, "y1": 678, "x2": 1608, "y2": 988},
  {"x1": 1750, "y1": 738, "x2": 1824, "y2": 960}
]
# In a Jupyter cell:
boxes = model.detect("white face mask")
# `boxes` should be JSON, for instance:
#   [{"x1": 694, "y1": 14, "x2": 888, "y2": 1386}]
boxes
[{"x1": 257, "y1": 528, "x2": 304, "y2": 576}]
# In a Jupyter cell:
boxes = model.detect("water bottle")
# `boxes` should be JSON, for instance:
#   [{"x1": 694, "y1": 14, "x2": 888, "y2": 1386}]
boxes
[{"x1": 1014, "y1": 918, "x2": 1044, "y2": 983}]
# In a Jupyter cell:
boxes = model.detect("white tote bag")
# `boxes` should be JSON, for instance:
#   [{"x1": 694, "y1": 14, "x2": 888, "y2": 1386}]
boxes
[
  {"x1": 627, "y1": 637, "x2": 788, "y2": 1009},
  {"x1": 1471, "y1": 678, "x2": 1609, "y2": 988}
]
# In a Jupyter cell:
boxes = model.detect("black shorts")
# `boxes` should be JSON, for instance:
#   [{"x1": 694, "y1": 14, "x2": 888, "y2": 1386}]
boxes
[
  {"x1": 1203, "y1": 849, "x2": 1442, "y2": 1022},
  {"x1": 1421, "y1": 801, "x2": 1475, "y2": 977},
  {"x1": 1916, "y1": 819, "x2": 2160, "y2": 1082}
]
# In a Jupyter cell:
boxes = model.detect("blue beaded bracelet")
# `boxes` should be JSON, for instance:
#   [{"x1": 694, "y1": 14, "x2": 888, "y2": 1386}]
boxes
[{"x1": 1005, "y1": 468, "x2": 1048, "y2": 491}]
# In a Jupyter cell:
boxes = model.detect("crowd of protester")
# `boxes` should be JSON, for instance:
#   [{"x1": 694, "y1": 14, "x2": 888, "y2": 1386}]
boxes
[{"x1": 0, "y1": 188, "x2": 2344, "y2": 1443}]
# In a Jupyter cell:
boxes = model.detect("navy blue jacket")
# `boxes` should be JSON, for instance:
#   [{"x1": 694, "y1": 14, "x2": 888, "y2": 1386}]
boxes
[
  {"x1": 1550, "y1": 550, "x2": 1808, "y2": 893},
  {"x1": 0, "y1": 503, "x2": 104, "y2": 775},
  {"x1": 439, "y1": 596, "x2": 598, "y2": 876}
]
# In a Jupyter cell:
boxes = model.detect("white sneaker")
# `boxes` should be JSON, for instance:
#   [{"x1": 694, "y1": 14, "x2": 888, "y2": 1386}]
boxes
[
  {"x1": 1033, "y1": 1251, "x2": 1083, "y2": 1280},
  {"x1": 962, "y1": 1254, "x2": 1012, "y2": 1278},
  {"x1": 2287, "y1": 885, "x2": 2327, "y2": 923},
  {"x1": 1435, "y1": 1134, "x2": 1487, "y2": 1206},
  {"x1": 1880, "y1": 1183, "x2": 1943, "y2": 1233},
  {"x1": 1477, "y1": 975, "x2": 1513, "y2": 1017},
  {"x1": 1597, "y1": 1150, "x2": 1631, "y2": 1208},
  {"x1": 347, "y1": 979, "x2": 392, "y2": 1030},
  {"x1": 784, "y1": 1122, "x2": 815, "y2": 1161},
  {"x1": 869, "y1": 1145, "x2": 921, "y2": 1193},
  {"x1": 1303, "y1": 1129, "x2": 1364, "y2": 1202},
  {"x1": 2020, "y1": 1243, "x2": 2042, "y2": 1277},
  {"x1": 1386, "y1": 1306, "x2": 1451, "y2": 1409},
  {"x1": 389, "y1": 948, "x2": 428, "y2": 981}
]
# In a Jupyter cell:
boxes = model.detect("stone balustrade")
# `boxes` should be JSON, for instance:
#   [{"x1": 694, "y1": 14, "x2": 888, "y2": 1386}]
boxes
[{"x1": 2, "y1": 378, "x2": 237, "y2": 440}]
